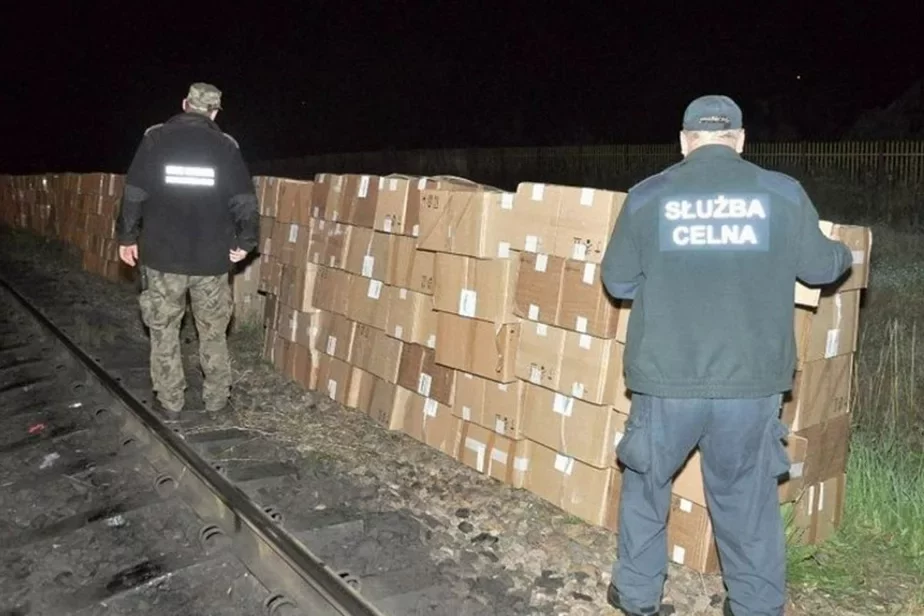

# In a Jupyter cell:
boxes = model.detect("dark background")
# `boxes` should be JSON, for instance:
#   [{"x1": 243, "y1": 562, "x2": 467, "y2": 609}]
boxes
[{"x1": 1, "y1": 1, "x2": 921, "y2": 174}]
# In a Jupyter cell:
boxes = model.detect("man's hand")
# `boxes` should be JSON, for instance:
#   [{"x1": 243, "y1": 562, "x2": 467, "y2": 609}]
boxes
[
  {"x1": 229, "y1": 247, "x2": 248, "y2": 263},
  {"x1": 119, "y1": 244, "x2": 139, "y2": 267}
]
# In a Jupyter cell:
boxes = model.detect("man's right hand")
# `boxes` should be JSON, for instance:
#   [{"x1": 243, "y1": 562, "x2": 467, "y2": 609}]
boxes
[{"x1": 119, "y1": 244, "x2": 139, "y2": 267}]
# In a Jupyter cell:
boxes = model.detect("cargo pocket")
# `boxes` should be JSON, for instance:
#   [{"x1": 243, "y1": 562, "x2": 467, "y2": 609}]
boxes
[
  {"x1": 765, "y1": 418, "x2": 792, "y2": 479},
  {"x1": 616, "y1": 402, "x2": 653, "y2": 475}
]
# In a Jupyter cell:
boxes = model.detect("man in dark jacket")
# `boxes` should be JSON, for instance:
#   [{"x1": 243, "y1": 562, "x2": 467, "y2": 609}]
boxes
[
  {"x1": 115, "y1": 82, "x2": 259, "y2": 414},
  {"x1": 601, "y1": 95, "x2": 853, "y2": 616}
]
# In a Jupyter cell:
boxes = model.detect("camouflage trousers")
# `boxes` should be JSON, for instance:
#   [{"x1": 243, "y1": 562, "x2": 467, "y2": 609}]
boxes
[{"x1": 138, "y1": 267, "x2": 233, "y2": 412}]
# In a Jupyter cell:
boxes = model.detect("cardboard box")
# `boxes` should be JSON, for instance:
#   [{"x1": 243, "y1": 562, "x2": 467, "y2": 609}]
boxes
[
  {"x1": 514, "y1": 252, "x2": 565, "y2": 325},
  {"x1": 402, "y1": 392, "x2": 463, "y2": 458},
  {"x1": 317, "y1": 352, "x2": 353, "y2": 405},
  {"x1": 418, "y1": 189, "x2": 520, "y2": 258},
  {"x1": 385, "y1": 286, "x2": 437, "y2": 348},
  {"x1": 559, "y1": 332, "x2": 630, "y2": 410},
  {"x1": 452, "y1": 373, "x2": 527, "y2": 439},
  {"x1": 345, "y1": 227, "x2": 391, "y2": 281},
  {"x1": 794, "y1": 223, "x2": 872, "y2": 307},
  {"x1": 276, "y1": 178, "x2": 314, "y2": 225},
  {"x1": 434, "y1": 313, "x2": 519, "y2": 383},
  {"x1": 782, "y1": 353, "x2": 852, "y2": 431},
  {"x1": 346, "y1": 274, "x2": 389, "y2": 331},
  {"x1": 374, "y1": 175, "x2": 428, "y2": 235},
  {"x1": 433, "y1": 253, "x2": 519, "y2": 324},
  {"x1": 342, "y1": 174, "x2": 380, "y2": 228},
  {"x1": 791, "y1": 473, "x2": 847, "y2": 545},
  {"x1": 551, "y1": 186, "x2": 625, "y2": 264},
  {"x1": 525, "y1": 440, "x2": 613, "y2": 526},
  {"x1": 795, "y1": 413, "x2": 851, "y2": 486},
  {"x1": 667, "y1": 496, "x2": 720, "y2": 574},
  {"x1": 516, "y1": 320, "x2": 567, "y2": 390},
  {"x1": 522, "y1": 383, "x2": 624, "y2": 469},
  {"x1": 511, "y1": 183, "x2": 561, "y2": 254},
  {"x1": 368, "y1": 381, "x2": 413, "y2": 430},
  {"x1": 558, "y1": 260, "x2": 623, "y2": 337},
  {"x1": 397, "y1": 344, "x2": 456, "y2": 408},
  {"x1": 457, "y1": 422, "x2": 529, "y2": 488},
  {"x1": 794, "y1": 290, "x2": 861, "y2": 365}
]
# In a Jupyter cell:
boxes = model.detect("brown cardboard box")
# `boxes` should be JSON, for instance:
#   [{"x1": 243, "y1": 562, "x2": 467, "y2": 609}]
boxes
[
  {"x1": 522, "y1": 383, "x2": 621, "y2": 469},
  {"x1": 418, "y1": 189, "x2": 520, "y2": 258},
  {"x1": 367, "y1": 327, "x2": 404, "y2": 384},
  {"x1": 457, "y1": 422, "x2": 529, "y2": 488},
  {"x1": 375, "y1": 175, "x2": 426, "y2": 235},
  {"x1": 434, "y1": 253, "x2": 519, "y2": 324},
  {"x1": 322, "y1": 174, "x2": 347, "y2": 222},
  {"x1": 386, "y1": 235, "x2": 416, "y2": 288},
  {"x1": 309, "y1": 218, "x2": 330, "y2": 264},
  {"x1": 791, "y1": 473, "x2": 847, "y2": 545},
  {"x1": 316, "y1": 312, "x2": 357, "y2": 364},
  {"x1": 559, "y1": 332, "x2": 630, "y2": 411},
  {"x1": 345, "y1": 227, "x2": 391, "y2": 280},
  {"x1": 794, "y1": 223, "x2": 872, "y2": 307},
  {"x1": 316, "y1": 352, "x2": 353, "y2": 405},
  {"x1": 551, "y1": 186, "x2": 625, "y2": 263},
  {"x1": 452, "y1": 372, "x2": 487, "y2": 424},
  {"x1": 256, "y1": 177, "x2": 280, "y2": 218},
  {"x1": 794, "y1": 290, "x2": 861, "y2": 365},
  {"x1": 434, "y1": 313, "x2": 519, "y2": 383},
  {"x1": 402, "y1": 392, "x2": 463, "y2": 458},
  {"x1": 558, "y1": 260, "x2": 623, "y2": 337},
  {"x1": 347, "y1": 367, "x2": 377, "y2": 412},
  {"x1": 602, "y1": 466, "x2": 625, "y2": 533},
  {"x1": 385, "y1": 286, "x2": 437, "y2": 348},
  {"x1": 511, "y1": 183, "x2": 561, "y2": 254},
  {"x1": 525, "y1": 440, "x2": 613, "y2": 526},
  {"x1": 516, "y1": 320, "x2": 566, "y2": 390},
  {"x1": 397, "y1": 344, "x2": 456, "y2": 407},
  {"x1": 342, "y1": 174, "x2": 380, "y2": 228},
  {"x1": 323, "y1": 222, "x2": 353, "y2": 269},
  {"x1": 293, "y1": 309, "x2": 323, "y2": 351},
  {"x1": 312, "y1": 267, "x2": 352, "y2": 316},
  {"x1": 795, "y1": 414, "x2": 851, "y2": 486},
  {"x1": 514, "y1": 252, "x2": 564, "y2": 325},
  {"x1": 452, "y1": 373, "x2": 527, "y2": 439},
  {"x1": 368, "y1": 381, "x2": 413, "y2": 430},
  {"x1": 277, "y1": 178, "x2": 314, "y2": 225},
  {"x1": 782, "y1": 353, "x2": 852, "y2": 431},
  {"x1": 667, "y1": 497, "x2": 720, "y2": 574},
  {"x1": 346, "y1": 274, "x2": 389, "y2": 331}
]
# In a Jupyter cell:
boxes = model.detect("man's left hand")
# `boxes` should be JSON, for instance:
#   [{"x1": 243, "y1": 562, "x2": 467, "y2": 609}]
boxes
[{"x1": 229, "y1": 248, "x2": 248, "y2": 263}]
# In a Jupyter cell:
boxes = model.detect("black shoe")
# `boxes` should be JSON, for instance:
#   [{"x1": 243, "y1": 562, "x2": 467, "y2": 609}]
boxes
[{"x1": 606, "y1": 584, "x2": 673, "y2": 615}]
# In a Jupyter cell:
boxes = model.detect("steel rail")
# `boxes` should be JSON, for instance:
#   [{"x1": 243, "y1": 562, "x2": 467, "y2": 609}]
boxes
[{"x1": 0, "y1": 273, "x2": 387, "y2": 616}]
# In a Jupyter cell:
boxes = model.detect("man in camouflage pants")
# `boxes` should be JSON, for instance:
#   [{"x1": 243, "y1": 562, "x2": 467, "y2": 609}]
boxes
[{"x1": 115, "y1": 83, "x2": 260, "y2": 413}]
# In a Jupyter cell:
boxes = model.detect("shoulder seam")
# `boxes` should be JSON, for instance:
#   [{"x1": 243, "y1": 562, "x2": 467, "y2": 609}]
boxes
[
  {"x1": 222, "y1": 132, "x2": 240, "y2": 149},
  {"x1": 143, "y1": 123, "x2": 163, "y2": 136}
]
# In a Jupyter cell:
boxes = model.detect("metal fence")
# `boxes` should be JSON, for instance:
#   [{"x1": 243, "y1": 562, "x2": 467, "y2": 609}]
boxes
[{"x1": 252, "y1": 141, "x2": 924, "y2": 193}]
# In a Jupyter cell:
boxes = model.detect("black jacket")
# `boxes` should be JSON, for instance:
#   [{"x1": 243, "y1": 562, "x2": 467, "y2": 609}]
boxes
[{"x1": 115, "y1": 112, "x2": 259, "y2": 276}]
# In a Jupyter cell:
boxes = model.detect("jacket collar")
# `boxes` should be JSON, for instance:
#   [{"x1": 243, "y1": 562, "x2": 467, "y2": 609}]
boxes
[
  {"x1": 164, "y1": 111, "x2": 222, "y2": 132},
  {"x1": 684, "y1": 144, "x2": 742, "y2": 162}
]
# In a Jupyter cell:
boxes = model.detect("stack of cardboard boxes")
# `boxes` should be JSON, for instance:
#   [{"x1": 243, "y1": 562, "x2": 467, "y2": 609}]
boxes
[{"x1": 0, "y1": 170, "x2": 872, "y2": 575}]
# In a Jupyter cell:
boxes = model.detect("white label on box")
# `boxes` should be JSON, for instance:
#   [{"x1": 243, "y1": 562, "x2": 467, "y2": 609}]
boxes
[
  {"x1": 572, "y1": 242, "x2": 587, "y2": 261},
  {"x1": 288, "y1": 224, "x2": 299, "y2": 243},
  {"x1": 383, "y1": 218, "x2": 393, "y2": 233},
  {"x1": 576, "y1": 316, "x2": 589, "y2": 334},
  {"x1": 614, "y1": 431, "x2": 624, "y2": 448},
  {"x1": 263, "y1": 238, "x2": 272, "y2": 254},
  {"x1": 825, "y1": 329, "x2": 840, "y2": 358},
  {"x1": 309, "y1": 325, "x2": 318, "y2": 338},
  {"x1": 465, "y1": 437, "x2": 486, "y2": 472},
  {"x1": 498, "y1": 383, "x2": 508, "y2": 392},
  {"x1": 579, "y1": 334, "x2": 592, "y2": 350},
  {"x1": 553, "y1": 393, "x2": 574, "y2": 417},
  {"x1": 289, "y1": 316, "x2": 298, "y2": 340},
  {"x1": 529, "y1": 365, "x2": 542, "y2": 384},
  {"x1": 418, "y1": 373, "x2": 433, "y2": 397},
  {"x1": 679, "y1": 498, "x2": 694, "y2": 513},
  {"x1": 334, "y1": 176, "x2": 343, "y2": 190},
  {"x1": 394, "y1": 325, "x2": 404, "y2": 339},
  {"x1": 459, "y1": 289, "x2": 478, "y2": 318},
  {"x1": 427, "y1": 334, "x2": 436, "y2": 348},
  {"x1": 424, "y1": 397, "x2": 439, "y2": 418},
  {"x1": 328, "y1": 256, "x2": 336, "y2": 267},
  {"x1": 362, "y1": 255, "x2": 375, "y2": 278},
  {"x1": 313, "y1": 206, "x2": 320, "y2": 218},
  {"x1": 332, "y1": 211, "x2": 340, "y2": 221},
  {"x1": 326, "y1": 336, "x2": 337, "y2": 355},
  {"x1": 378, "y1": 176, "x2": 385, "y2": 190},
  {"x1": 462, "y1": 406, "x2": 472, "y2": 421},
  {"x1": 571, "y1": 383, "x2": 585, "y2": 398},
  {"x1": 671, "y1": 545, "x2": 686, "y2": 565},
  {"x1": 554, "y1": 453, "x2": 574, "y2": 475},
  {"x1": 491, "y1": 449, "x2": 508, "y2": 464},
  {"x1": 528, "y1": 304, "x2": 540, "y2": 321},
  {"x1": 412, "y1": 224, "x2": 420, "y2": 237},
  {"x1": 495, "y1": 417, "x2": 506, "y2": 434},
  {"x1": 525, "y1": 235, "x2": 538, "y2": 253},
  {"x1": 582, "y1": 263, "x2": 596, "y2": 285},
  {"x1": 501, "y1": 193, "x2": 514, "y2": 209},
  {"x1": 367, "y1": 279, "x2": 383, "y2": 299},
  {"x1": 514, "y1": 456, "x2": 530, "y2": 472},
  {"x1": 531, "y1": 184, "x2": 545, "y2": 201},
  {"x1": 536, "y1": 323, "x2": 548, "y2": 337},
  {"x1": 580, "y1": 187, "x2": 595, "y2": 206},
  {"x1": 790, "y1": 462, "x2": 804, "y2": 479},
  {"x1": 389, "y1": 178, "x2": 399, "y2": 191},
  {"x1": 852, "y1": 249, "x2": 865, "y2": 265},
  {"x1": 399, "y1": 288, "x2": 408, "y2": 300},
  {"x1": 417, "y1": 177, "x2": 428, "y2": 190},
  {"x1": 497, "y1": 241, "x2": 511, "y2": 258},
  {"x1": 535, "y1": 253, "x2": 548, "y2": 272},
  {"x1": 319, "y1": 219, "x2": 326, "y2": 230},
  {"x1": 358, "y1": 175, "x2": 370, "y2": 198},
  {"x1": 327, "y1": 379, "x2": 337, "y2": 400}
]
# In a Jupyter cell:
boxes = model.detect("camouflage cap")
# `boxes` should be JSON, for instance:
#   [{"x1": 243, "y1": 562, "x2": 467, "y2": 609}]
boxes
[{"x1": 186, "y1": 82, "x2": 222, "y2": 112}]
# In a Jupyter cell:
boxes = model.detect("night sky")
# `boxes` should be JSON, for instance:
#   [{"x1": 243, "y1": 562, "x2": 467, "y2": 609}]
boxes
[{"x1": 2, "y1": 2, "x2": 920, "y2": 175}]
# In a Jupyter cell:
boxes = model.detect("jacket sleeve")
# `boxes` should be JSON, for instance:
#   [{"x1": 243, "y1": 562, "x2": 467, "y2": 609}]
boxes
[
  {"x1": 795, "y1": 185, "x2": 853, "y2": 285},
  {"x1": 115, "y1": 135, "x2": 153, "y2": 245},
  {"x1": 601, "y1": 193, "x2": 644, "y2": 300},
  {"x1": 224, "y1": 139, "x2": 260, "y2": 253}
]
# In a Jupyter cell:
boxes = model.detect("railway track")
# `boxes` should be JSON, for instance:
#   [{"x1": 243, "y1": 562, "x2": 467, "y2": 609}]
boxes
[{"x1": 0, "y1": 274, "x2": 385, "y2": 616}]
